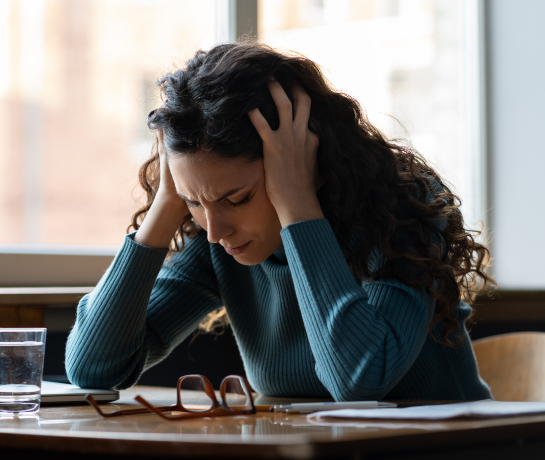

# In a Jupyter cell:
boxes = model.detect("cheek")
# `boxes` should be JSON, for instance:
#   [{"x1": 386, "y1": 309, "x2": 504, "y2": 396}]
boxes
[
  {"x1": 188, "y1": 208, "x2": 207, "y2": 230},
  {"x1": 246, "y1": 193, "x2": 281, "y2": 233},
  {"x1": 252, "y1": 188, "x2": 277, "y2": 219}
]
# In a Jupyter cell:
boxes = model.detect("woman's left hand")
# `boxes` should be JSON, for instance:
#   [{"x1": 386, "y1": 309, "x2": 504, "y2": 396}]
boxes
[{"x1": 248, "y1": 80, "x2": 324, "y2": 228}]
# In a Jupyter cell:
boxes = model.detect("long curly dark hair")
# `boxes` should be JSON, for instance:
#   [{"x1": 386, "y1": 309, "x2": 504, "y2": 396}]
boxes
[{"x1": 130, "y1": 42, "x2": 494, "y2": 346}]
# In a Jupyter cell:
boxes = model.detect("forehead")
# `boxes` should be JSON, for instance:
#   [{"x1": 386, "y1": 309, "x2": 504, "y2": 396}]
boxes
[{"x1": 168, "y1": 152, "x2": 262, "y2": 198}]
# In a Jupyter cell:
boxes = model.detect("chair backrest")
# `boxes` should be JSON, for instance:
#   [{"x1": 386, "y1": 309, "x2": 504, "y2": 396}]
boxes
[{"x1": 472, "y1": 332, "x2": 545, "y2": 401}]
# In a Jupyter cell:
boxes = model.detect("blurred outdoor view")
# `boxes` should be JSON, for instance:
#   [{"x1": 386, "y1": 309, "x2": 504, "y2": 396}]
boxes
[
  {"x1": 259, "y1": 0, "x2": 483, "y2": 232},
  {"x1": 0, "y1": 0, "x2": 482, "y2": 247},
  {"x1": 0, "y1": 0, "x2": 217, "y2": 246}
]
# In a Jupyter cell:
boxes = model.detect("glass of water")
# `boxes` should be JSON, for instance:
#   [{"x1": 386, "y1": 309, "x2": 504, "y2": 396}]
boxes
[{"x1": 0, "y1": 328, "x2": 47, "y2": 414}]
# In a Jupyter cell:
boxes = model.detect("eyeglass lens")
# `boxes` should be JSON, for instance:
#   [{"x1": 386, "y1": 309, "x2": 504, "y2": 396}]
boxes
[
  {"x1": 179, "y1": 376, "x2": 215, "y2": 412},
  {"x1": 222, "y1": 376, "x2": 253, "y2": 410}
]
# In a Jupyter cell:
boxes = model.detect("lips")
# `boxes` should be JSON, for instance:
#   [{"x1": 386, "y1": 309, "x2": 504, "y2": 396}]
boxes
[{"x1": 224, "y1": 241, "x2": 252, "y2": 256}]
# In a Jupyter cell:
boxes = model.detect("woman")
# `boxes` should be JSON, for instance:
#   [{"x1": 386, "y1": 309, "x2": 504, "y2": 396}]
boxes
[{"x1": 66, "y1": 43, "x2": 494, "y2": 401}]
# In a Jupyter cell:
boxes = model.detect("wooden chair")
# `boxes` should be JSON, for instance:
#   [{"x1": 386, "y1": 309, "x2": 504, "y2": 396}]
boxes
[{"x1": 472, "y1": 332, "x2": 545, "y2": 401}]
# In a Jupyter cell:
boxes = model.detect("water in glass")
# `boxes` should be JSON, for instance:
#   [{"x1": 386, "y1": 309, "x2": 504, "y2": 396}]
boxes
[{"x1": 0, "y1": 339, "x2": 45, "y2": 413}]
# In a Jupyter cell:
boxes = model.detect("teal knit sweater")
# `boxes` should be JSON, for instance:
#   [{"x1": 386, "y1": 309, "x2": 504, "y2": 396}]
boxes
[{"x1": 65, "y1": 219, "x2": 491, "y2": 400}]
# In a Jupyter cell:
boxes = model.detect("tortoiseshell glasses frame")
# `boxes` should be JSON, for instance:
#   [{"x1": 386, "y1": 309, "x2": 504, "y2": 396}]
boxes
[{"x1": 85, "y1": 374, "x2": 256, "y2": 421}]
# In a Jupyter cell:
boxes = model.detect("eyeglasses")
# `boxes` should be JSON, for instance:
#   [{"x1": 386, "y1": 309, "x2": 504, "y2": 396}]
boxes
[{"x1": 85, "y1": 374, "x2": 256, "y2": 421}]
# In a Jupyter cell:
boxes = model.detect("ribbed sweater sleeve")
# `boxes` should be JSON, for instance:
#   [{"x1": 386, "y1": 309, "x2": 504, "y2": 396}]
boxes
[
  {"x1": 65, "y1": 232, "x2": 222, "y2": 390},
  {"x1": 281, "y1": 219, "x2": 434, "y2": 401}
]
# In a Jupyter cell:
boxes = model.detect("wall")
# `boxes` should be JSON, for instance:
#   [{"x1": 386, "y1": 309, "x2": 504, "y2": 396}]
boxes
[{"x1": 487, "y1": 0, "x2": 545, "y2": 289}]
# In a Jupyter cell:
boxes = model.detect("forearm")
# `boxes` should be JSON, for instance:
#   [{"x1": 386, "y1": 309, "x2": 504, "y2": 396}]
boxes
[
  {"x1": 281, "y1": 219, "x2": 432, "y2": 400},
  {"x1": 65, "y1": 234, "x2": 168, "y2": 388},
  {"x1": 65, "y1": 231, "x2": 223, "y2": 390}
]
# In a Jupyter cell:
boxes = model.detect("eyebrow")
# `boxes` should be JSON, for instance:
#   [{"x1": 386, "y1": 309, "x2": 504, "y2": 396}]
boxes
[{"x1": 177, "y1": 186, "x2": 247, "y2": 204}]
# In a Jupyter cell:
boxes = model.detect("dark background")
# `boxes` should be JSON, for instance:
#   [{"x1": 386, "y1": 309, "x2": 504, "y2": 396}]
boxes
[
  {"x1": 43, "y1": 321, "x2": 545, "y2": 389},
  {"x1": 44, "y1": 328, "x2": 246, "y2": 389}
]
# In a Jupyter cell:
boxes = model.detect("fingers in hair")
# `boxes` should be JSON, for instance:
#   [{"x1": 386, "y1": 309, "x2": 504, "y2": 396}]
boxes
[
  {"x1": 292, "y1": 81, "x2": 311, "y2": 130},
  {"x1": 248, "y1": 107, "x2": 273, "y2": 141},
  {"x1": 267, "y1": 79, "x2": 293, "y2": 128}
]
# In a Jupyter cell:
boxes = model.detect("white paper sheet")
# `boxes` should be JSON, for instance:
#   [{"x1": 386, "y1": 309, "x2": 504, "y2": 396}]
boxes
[
  {"x1": 306, "y1": 418, "x2": 450, "y2": 430},
  {"x1": 308, "y1": 400, "x2": 545, "y2": 421}
]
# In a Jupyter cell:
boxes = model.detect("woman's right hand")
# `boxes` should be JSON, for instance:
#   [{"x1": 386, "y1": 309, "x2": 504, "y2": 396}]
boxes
[
  {"x1": 155, "y1": 129, "x2": 181, "y2": 204},
  {"x1": 134, "y1": 129, "x2": 188, "y2": 249}
]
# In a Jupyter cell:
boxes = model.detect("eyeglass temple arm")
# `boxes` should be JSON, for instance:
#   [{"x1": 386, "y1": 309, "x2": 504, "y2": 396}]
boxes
[
  {"x1": 85, "y1": 394, "x2": 175, "y2": 417},
  {"x1": 135, "y1": 394, "x2": 190, "y2": 420}
]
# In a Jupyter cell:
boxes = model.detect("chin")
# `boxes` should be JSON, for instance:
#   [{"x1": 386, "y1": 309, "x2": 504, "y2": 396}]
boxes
[
  {"x1": 232, "y1": 252, "x2": 267, "y2": 266},
  {"x1": 232, "y1": 244, "x2": 277, "y2": 265}
]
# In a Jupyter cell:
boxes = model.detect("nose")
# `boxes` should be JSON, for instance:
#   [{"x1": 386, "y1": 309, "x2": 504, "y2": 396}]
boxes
[{"x1": 205, "y1": 208, "x2": 234, "y2": 244}]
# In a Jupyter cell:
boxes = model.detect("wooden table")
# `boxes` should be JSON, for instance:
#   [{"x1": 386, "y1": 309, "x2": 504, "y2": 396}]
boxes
[{"x1": 2, "y1": 387, "x2": 545, "y2": 459}]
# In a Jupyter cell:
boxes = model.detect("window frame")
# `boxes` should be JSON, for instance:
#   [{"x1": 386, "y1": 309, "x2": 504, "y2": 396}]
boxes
[
  {"x1": 2, "y1": 1, "x2": 544, "y2": 316},
  {"x1": 0, "y1": 0, "x2": 258, "y2": 288}
]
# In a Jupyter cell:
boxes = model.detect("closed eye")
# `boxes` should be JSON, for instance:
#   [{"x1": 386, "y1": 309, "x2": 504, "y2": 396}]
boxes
[
  {"x1": 227, "y1": 194, "x2": 252, "y2": 208},
  {"x1": 185, "y1": 200, "x2": 201, "y2": 208},
  {"x1": 184, "y1": 195, "x2": 252, "y2": 208}
]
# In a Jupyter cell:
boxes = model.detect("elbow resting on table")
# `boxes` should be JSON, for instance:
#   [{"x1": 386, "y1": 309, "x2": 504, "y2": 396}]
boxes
[
  {"x1": 325, "y1": 376, "x2": 396, "y2": 402},
  {"x1": 65, "y1": 331, "x2": 145, "y2": 390},
  {"x1": 317, "y1": 356, "x2": 404, "y2": 401}
]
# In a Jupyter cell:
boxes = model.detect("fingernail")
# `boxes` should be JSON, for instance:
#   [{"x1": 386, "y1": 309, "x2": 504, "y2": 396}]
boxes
[{"x1": 269, "y1": 76, "x2": 276, "y2": 81}]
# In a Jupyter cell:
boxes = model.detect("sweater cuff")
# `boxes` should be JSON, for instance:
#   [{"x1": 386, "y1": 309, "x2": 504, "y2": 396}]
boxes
[
  {"x1": 123, "y1": 231, "x2": 169, "y2": 267},
  {"x1": 125, "y1": 231, "x2": 170, "y2": 253}
]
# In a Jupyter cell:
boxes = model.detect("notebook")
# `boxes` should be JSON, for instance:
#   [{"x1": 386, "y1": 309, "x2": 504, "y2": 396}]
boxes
[
  {"x1": 308, "y1": 400, "x2": 545, "y2": 421},
  {"x1": 41, "y1": 381, "x2": 119, "y2": 404}
]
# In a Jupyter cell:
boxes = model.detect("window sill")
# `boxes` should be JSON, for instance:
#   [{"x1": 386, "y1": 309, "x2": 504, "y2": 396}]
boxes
[{"x1": 473, "y1": 291, "x2": 545, "y2": 322}]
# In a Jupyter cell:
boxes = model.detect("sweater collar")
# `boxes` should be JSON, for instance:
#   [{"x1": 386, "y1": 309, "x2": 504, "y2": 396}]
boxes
[{"x1": 271, "y1": 243, "x2": 287, "y2": 264}]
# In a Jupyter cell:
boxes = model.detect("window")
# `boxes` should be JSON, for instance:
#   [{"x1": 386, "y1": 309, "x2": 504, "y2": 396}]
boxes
[
  {"x1": 259, "y1": 0, "x2": 485, "y2": 231},
  {"x1": 1, "y1": 0, "x2": 484, "y2": 249},
  {"x1": 0, "y1": 0, "x2": 218, "y2": 247},
  {"x1": 1, "y1": 0, "x2": 494, "y2": 287}
]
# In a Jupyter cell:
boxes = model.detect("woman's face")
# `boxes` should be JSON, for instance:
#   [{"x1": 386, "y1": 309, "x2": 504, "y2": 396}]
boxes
[{"x1": 169, "y1": 152, "x2": 283, "y2": 265}]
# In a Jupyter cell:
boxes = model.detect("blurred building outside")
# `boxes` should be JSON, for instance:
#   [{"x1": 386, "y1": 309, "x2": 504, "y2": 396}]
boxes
[
  {"x1": 259, "y1": 0, "x2": 484, "y2": 233},
  {"x1": 0, "y1": 0, "x2": 483, "y2": 248},
  {"x1": 0, "y1": 0, "x2": 217, "y2": 247}
]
